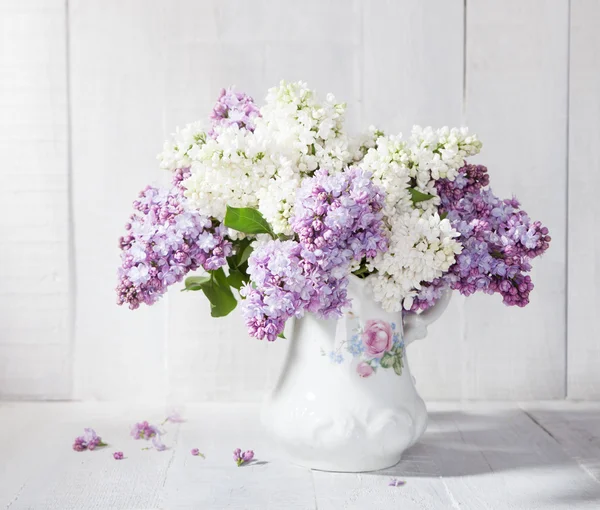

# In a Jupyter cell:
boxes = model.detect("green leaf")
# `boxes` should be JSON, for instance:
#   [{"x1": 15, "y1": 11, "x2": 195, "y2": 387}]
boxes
[
  {"x1": 277, "y1": 332, "x2": 286, "y2": 339},
  {"x1": 380, "y1": 352, "x2": 394, "y2": 369},
  {"x1": 227, "y1": 269, "x2": 248, "y2": 290},
  {"x1": 393, "y1": 356, "x2": 404, "y2": 376},
  {"x1": 224, "y1": 206, "x2": 275, "y2": 237},
  {"x1": 195, "y1": 268, "x2": 238, "y2": 317},
  {"x1": 238, "y1": 243, "x2": 254, "y2": 265},
  {"x1": 409, "y1": 188, "x2": 435, "y2": 204},
  {"x1": 440, "y1": 211, "x2": 448, "y2": 220},
  {"x1": 183, "y1": 275, "x2": 211, "y2": 291}
]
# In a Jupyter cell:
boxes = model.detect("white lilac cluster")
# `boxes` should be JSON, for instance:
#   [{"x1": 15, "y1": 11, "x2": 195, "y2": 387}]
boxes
[
  {"x1": 158, "y1": 82, "x2": 352, "y2": 236},
  {"x1": 367, "y1": 210, "x2": 462, "y2": 312},
  {"x1": 357, "y1": 126, "x2": 481, "y2": 311}
]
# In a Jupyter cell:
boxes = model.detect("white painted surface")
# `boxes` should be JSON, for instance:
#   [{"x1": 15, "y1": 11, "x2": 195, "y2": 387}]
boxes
[
  {"x1": 463, "y1": 0, "x2": 569, "y2": 399},
  {"x1": 0, "y1": 402, "x2": 599, "y2": 509},
  {"x1": 0, "y1": 0, "x2": 598, "y2": 401},
  {"x1": 0, "y1": 0, "x2": 71, "y2": 398},
  {"x1": 567, "y1": 0, "x2": 600, "y2": 399}
]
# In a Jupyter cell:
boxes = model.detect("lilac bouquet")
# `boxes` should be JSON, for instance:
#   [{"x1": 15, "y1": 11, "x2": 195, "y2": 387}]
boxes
[{"x1": 117, "y1": 82, "x2": 550, "y2": 341}]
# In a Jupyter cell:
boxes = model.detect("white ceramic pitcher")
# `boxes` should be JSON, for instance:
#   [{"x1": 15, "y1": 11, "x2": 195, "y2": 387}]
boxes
[{"x1": 261, "y1": 275, "x2": 451, "y2": 472}]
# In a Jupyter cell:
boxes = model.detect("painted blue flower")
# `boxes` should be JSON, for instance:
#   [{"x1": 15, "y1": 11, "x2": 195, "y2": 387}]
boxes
[
  {"x1": 328, "y1": 351, "x2": 344, "y2": 364},
  {"x1": 347, "y1": 334, "x2": 365, "y2": 356},
  {"x1": 391, "y1": 322, "x2": 397, "y2": 331}
]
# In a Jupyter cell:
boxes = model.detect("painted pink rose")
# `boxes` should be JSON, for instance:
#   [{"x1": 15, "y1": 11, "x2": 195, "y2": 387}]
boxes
[
  {"x1": 362, "y1": 319, "x2": 393, "y2": 358},
  {"x1": 356, "y1": 362, "x2": 374, "y2": 378}
]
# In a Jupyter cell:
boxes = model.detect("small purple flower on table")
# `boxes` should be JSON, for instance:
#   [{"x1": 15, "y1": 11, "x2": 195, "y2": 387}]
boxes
[
  {"x1": 72, "y1": 428, "x2": 106, "y2": 452},
  {"x1": 130, "y1": 421, "x2": 159, "y2": 440},
  {"x1": 113, "y1": 451, "x2": 124, "y2": 460},
  {"x1": 191, "y1": 448, "x2": 205, "y2": 458},
  {"x1": 388, "y1": 478, "x2": 406, "y2": 487},
  {"x1": 233, "y1": 448, "x2": 255, "y2": 466}
]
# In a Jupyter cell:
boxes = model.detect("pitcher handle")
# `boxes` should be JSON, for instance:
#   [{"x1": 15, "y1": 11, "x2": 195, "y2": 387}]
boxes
[{"x1": 403, "y1": 289, "x2": 452, "y2": 345}]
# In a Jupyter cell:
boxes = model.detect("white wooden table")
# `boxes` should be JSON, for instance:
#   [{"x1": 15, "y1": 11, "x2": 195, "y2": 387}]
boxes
[{"x1": 0, "y1": 402, "x2": 598, "y2": 509}]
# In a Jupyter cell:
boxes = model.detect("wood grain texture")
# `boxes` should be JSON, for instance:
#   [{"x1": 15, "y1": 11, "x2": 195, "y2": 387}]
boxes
[
  {"x1": 362, "y1": 0, "x2": 467, "y2": 400},
  {"x1": 464, "y1": 0, "x2": 569, "y2": 399},
  {"x1": 0, "y1": 0, "x2": 71, "y2": 398},
  {"x1": 0, "y1": 402, "x2": 599, "y2": 509},
  {"x1": 69, "y1": 0, "x2": 169, "y2": 401},
  {"x1": 567, "y1": 0, "x2": 600, "y2": 399}
]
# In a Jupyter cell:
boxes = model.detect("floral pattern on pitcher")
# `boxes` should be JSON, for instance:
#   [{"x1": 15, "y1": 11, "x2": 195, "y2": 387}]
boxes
[{"x1": 323, "y1": 319, "x2": 405, "y2": 378}]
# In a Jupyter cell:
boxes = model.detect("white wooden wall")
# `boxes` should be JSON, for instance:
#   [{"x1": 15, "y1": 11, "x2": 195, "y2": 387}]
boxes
[{"x1": 1, "y1": 0, "x2": 597, "y2": 402}]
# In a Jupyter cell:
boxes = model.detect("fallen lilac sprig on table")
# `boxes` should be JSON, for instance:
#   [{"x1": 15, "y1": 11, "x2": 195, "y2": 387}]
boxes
[
  {"x1": 191, "y1": 448, "x2": 205, "y2": 458},
  {"x1": 130, "y1": 420, "x2": 160, "y2": 440},
  {"x1": 113, "y1": 451, "x2": 124, "y2": 460},
  {"x1": 388, "y1": 478, "x2": 406, "y2": 487},
  {"x1": 233, "y1": 448, "x2": 255, "y2": 467},
  {"x1": 72, "y1": 428, "x2": 107, "y2": 451}
]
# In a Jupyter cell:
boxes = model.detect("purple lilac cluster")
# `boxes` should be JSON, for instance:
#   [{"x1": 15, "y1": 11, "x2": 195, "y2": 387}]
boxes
[
  {"x1": 292, "y1": 167, "x2": 388, "y2": 260},
  {"x1": 233, "y1": 448, "x2": 254, "y2": 466},
  {"x1": 209, "y1": 87, "x2": 261, "y2": 138},
  {"x1": 241, "y1": 168, "x2": 387, "y2": 341},
  {"x1": 116, "y1": 183, "x2": 232, "y2": 310},
  {"x1": 73, "y1": 428, "x2": 105, "y2": 452},
  {"x1": 171, "y1": 167, "x2": 191, "y2": 193},
  {"x1": 411, "y1": 164, "x2": 550, "y2": 310}
]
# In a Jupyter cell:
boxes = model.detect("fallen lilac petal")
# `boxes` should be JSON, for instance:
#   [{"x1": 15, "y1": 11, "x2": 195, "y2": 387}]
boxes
[
  {"x1": 388, "y1": 478, "x2": 406, "y2": 487},
  {"x1": 163, "y1": 409, "x2": 185, "y2": 424},
  {"x1": 113, "y1": 451, "x2": 124, "y2": 460},
  {"x1": 242, "y1": 450, "x2": 254, "y2": 462},
  {"x1": 152, "y1": 436, "x2": 167, "y2": 451}
]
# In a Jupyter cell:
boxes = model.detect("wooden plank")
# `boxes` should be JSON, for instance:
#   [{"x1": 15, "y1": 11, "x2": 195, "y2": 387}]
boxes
[
  {"x1": 0, "y1": 1, "x2": 71, "y2": 398},
  {"x1": 1, "y1": 403, "x2": 598, "y2": 509},
  {"x1": 463, "y1": 0, "x2": 569, "y2": 399},
  {"x1": 313, "y1": 403, "x2": 600, "y2": 509},
  {"x1": 362, "y1": 0, "x2": 466, "y2": 399},
  {"x1": 159, "y1": 404, "x2": 316, "y2": 509},
  {"x1": 69, "y1": 0, "x2": 168, "y2": 401},
  {"x1": 522, "y1": 402, "x2": 600, "y2": 484},
  {"x1": 0, "y1": 403, "x2": 176, "y2": 509},
  {"x1": 567, "y1": 0, "x2": 600, "y2": 399}
]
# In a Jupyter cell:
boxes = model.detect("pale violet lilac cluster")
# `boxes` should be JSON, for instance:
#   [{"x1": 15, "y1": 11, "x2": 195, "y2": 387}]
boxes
[
  {"x1": 241, "y1": 167, "x2": 387, "y2": 341},
  {"x1": 209, "y1": 87, "x2": 261, "y2": 138},
  {"x1": 291, "y1": 167, "x2": 388, "y2": 261},
  {"x1": 116, "y1": 183, "x2": 231, "y2": 309}
]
